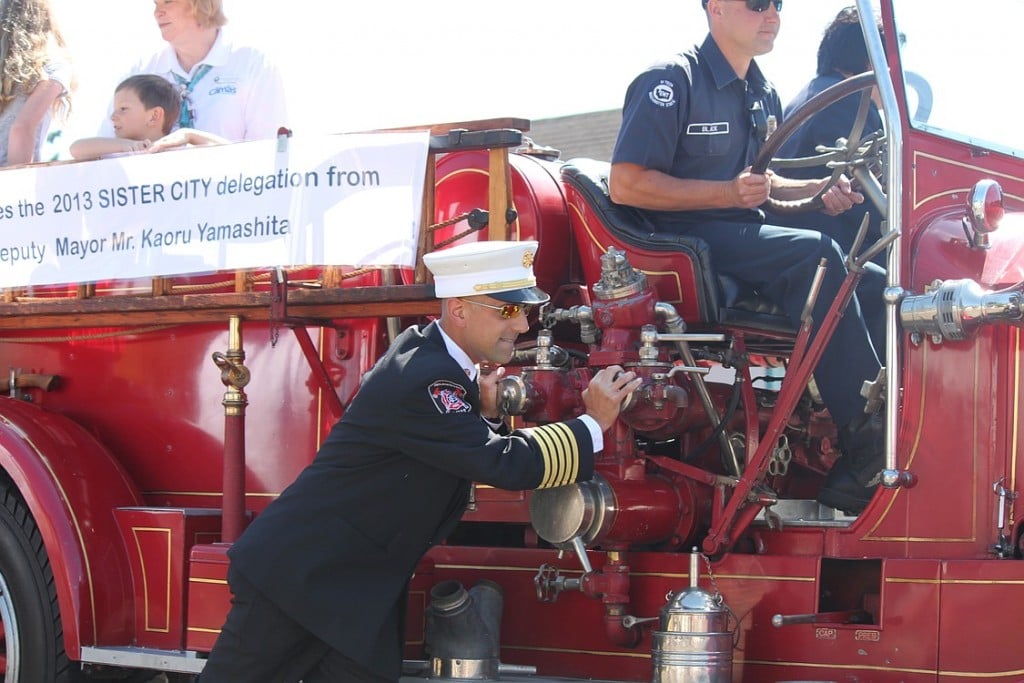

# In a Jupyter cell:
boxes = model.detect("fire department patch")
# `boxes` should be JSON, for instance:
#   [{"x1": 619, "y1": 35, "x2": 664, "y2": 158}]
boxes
[
  {"x1": 648, "y1": 79, "x2": 676, "y2": 108},
  {"x1": 428, "y1": 380, "x2": 472, "y2": 414}
]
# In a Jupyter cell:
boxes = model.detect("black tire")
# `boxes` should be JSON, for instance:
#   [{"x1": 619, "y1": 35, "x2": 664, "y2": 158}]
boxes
[{"x1": 0, "y1": 476, "x2": 78, "y2": 682}]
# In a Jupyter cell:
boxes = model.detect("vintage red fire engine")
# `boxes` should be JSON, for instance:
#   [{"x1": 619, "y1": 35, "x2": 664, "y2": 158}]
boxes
[{"x1": 2, "y1": 1, "x2": 1023, "y2": 681}]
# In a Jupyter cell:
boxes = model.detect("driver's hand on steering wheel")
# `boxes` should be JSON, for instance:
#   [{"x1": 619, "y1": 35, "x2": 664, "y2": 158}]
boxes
[{"x1": 820, "y1": 174, "x2": 864, "y2": 216}]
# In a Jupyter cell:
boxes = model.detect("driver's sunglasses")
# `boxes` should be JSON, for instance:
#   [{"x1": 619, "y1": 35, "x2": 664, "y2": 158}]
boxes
[
  {"x1": 730, "y1": 0, "x2": 783, "y2": 12},
  {"x1": 460, "y1": 298, "x2": 534, "y2": 319}
]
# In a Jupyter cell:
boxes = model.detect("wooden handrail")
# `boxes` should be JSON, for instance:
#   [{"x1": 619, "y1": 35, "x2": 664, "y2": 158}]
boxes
[
  {"x1": 372, "y1": 116, "x2": 530, "y2": 136},
  {"x1": 0, "y1": 284, "x2": 440, "y2": 331}
]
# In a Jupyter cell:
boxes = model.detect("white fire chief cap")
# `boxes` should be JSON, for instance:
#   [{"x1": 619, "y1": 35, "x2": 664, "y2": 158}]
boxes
[{"x1": 423, "y1": 240, "x2": 550, "y2": 304}]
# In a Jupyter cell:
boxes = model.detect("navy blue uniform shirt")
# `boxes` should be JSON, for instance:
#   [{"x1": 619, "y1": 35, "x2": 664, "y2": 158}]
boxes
[{"x1": 612, "y1": 34, "x2": 782, "y2": 230}]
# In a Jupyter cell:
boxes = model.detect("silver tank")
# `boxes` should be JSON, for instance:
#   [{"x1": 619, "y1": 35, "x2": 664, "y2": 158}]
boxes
[{"x1": 651, "y1": 550, "x2": 734, "y2": 683}]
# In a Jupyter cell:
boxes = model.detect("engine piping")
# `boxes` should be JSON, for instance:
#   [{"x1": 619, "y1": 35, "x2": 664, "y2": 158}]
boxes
[{"x1": 654, "y1": 302, "x2": 741, "y2": 476}]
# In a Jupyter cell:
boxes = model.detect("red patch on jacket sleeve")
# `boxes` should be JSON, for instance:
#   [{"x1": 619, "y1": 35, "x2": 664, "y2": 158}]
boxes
[{"x1": 428, "y1": 380, "x2": 472, "y2": 414}]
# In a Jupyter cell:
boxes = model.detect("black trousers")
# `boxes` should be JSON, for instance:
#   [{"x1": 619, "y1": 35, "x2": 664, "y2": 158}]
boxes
[
  {"x1": 766, "y1": 204, "x2": 888, "y2": 268},
  {"x1": 199, "y1": 567, "x2": 394, "y2": 683},
  {"x1": 683, "y1": 221, "x2": 885, "y2": 427}
]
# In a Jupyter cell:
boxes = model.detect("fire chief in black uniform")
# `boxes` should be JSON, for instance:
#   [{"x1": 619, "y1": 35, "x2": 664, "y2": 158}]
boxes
[{"x1": 200, "y1": 240, "x2": 641, "y2": 683}]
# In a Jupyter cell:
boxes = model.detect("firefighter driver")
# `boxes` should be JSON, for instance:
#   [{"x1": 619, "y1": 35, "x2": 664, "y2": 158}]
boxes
[{"x1": 199, "y1": 240, "x2": 642, "y2": 683}]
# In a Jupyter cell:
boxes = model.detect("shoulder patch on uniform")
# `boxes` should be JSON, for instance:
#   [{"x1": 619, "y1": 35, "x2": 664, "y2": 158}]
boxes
[
  {"x1": 648, "y1": 79, "x2": 677, "y2": 108},
  {"x1": 428, "y1": 380, "x2": 472, "y2": 414}
]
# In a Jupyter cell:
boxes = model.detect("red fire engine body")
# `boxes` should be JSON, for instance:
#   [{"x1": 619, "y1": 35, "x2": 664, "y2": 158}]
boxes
[{"x1": 2, "y1": 1, "x2": 1023, "y2": 681}]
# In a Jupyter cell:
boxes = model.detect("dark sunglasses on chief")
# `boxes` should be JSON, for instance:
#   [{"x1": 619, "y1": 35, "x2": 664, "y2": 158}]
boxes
[{"x1": 460, "y1": 299, "x2": 535, "y2": 319}]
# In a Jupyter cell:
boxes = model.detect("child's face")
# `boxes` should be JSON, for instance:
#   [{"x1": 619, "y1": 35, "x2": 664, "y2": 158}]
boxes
[{"x1": 111, "y1": 88, "x2": 160, "y2": 140}]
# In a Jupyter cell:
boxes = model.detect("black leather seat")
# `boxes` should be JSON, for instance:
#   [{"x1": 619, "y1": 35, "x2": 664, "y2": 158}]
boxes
[{"x1": 560, "y1": 159, "x2": 793, "y2": 335}]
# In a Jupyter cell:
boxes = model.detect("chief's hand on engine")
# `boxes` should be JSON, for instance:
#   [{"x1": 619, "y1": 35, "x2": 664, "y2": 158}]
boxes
[
  {"x1": 583, "y1": 366, "x2": 642, "y2": 432},
  {"x1": 478, "y1": 363, "x2": 504, "y2": 421}
]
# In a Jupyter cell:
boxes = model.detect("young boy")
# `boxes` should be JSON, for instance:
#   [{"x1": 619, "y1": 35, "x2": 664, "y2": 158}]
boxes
[{"x1": 71, "y1": 74, "x2": 226, "y2": 160}]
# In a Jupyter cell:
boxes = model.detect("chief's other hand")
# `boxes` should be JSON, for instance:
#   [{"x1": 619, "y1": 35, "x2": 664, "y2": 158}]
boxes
[{"x1": 583, "y1": 366, "x2": 643, "y2": 432}]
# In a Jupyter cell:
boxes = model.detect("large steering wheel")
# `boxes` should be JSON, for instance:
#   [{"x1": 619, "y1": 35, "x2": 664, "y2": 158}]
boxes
[{"x1": 752, "y1": 72, "x2": 886, "y2": 215}]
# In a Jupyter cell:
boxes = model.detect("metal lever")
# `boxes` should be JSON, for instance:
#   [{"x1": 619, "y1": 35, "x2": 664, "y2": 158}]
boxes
[
  {"x1": 535, "y1": 536, "x2": 593, "y2": 603},
  {"x1": 534, "y1": 564, "x2": 581, "y2": 603},
  {"x1": 771, "y1": 609, "x2": 871, "y2": 627},
  {"x1": 569, "y1": 536, "x2": 593, "y2": 574},
  {"x1": 621, "y1": 615, "x2": 659, "y2": 629}
]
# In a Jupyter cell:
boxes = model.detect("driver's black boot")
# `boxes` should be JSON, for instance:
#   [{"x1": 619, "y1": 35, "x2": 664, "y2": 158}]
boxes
[{"x1": 817, "y1": 411, "x2": 884, "y2": 514}]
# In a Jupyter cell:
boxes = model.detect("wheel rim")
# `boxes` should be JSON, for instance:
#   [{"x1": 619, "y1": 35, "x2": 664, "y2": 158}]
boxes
[{"x1": 0, "y1": 569, "x2": 20, "y2": 683}]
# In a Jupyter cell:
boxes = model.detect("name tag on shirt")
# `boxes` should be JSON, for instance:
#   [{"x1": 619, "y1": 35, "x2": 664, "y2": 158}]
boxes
[{"x1": 687, "y1": 122, "x2": 729, "y2": 136}]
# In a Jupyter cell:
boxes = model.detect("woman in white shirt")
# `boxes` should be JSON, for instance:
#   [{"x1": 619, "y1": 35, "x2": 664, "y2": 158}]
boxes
[{"x1": 102, "y1": 0, "x2": 288, "y2": 143}]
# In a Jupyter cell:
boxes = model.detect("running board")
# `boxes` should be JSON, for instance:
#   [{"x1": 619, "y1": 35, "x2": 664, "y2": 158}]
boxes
[
  {"x1": 79, "y1": 647, "x2": 608, "y2": 681},
  {"x1": 79, "y1": 646, "x2": 206, "y2": 674}
]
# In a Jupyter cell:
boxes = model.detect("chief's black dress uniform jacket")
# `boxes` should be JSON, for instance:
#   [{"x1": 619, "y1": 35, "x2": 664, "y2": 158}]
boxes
[{"x1": 227, "y1": 322, "x2": 595, "y2": 680}]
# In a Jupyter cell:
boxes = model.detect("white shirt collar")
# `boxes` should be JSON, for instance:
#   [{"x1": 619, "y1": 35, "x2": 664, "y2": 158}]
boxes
[
  {"x1": 435, "y1": 323, "x2": 477, "y2": 381},
  {"x1": 154, "y1": 28, "x2": 231, "y2": 78}
]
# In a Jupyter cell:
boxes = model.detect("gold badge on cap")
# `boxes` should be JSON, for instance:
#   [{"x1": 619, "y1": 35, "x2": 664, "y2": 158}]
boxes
[{"x1": 522, "y1": 250, "x2": 535, "y2": 268}]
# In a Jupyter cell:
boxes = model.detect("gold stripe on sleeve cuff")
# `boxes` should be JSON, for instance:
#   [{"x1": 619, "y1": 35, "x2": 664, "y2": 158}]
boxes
[{"x1": 529, "y1": 423, "x2": 580, "y2": 488}]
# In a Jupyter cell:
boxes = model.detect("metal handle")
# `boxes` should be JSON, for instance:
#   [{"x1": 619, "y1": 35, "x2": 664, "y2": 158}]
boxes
[
  {"x1": 621, "y1": 615, "x2": 659, "y2": 629},
  {"x1": 771, "y1": 609, "x2": 871, "y2": 627},
  {"x1": 569, "y1": 536, "x2": 593, "y2": 574}
]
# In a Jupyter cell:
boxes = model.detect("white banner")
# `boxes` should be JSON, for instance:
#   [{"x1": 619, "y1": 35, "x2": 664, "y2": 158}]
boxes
[{"x1": 0, "y1": 131, "x2": 430, "y2": 288}]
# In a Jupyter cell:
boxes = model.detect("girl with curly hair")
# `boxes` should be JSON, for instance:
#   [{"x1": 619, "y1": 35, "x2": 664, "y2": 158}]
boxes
[{"x1": 0, "y1": 0, "x2": 73, "y2": 166}]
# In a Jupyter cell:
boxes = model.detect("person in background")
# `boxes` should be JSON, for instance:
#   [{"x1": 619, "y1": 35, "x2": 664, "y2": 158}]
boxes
[
  {"x1": 71, "y1": 74, "x2": 225, "y2": 160},
  {"x1": 199, "y1": 241, "x2": 642, "y2": 683},
  {"x1": 609, "y1": 0, "x2": 886, "y2": 515},
  {"x1": 100, "y1": 0, "x2": 287, "y2": 143},
  {"x1": 0, "y1": 0, "x2": 73, "y2": 166},
  {"x1": 769, "y1": 5, "x2": 886, "y2": 262}
]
